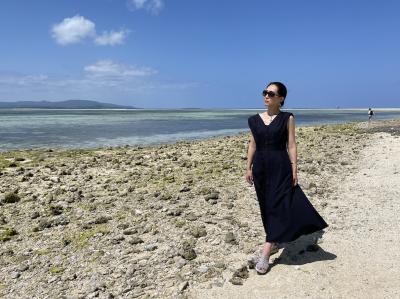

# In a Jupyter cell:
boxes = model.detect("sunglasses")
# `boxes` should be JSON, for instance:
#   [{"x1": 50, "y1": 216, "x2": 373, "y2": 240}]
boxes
[{"x1": 262, "y1": 90, "x2": 279, "y2": 98}]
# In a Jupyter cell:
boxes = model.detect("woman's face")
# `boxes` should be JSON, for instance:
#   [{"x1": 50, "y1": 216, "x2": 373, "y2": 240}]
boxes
[{"x1": 263, "y1": 84, "x2": 284, "y2": 108}]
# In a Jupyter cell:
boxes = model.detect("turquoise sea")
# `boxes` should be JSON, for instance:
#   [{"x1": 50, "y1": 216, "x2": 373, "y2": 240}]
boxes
[{"x1": 1, "y1": 108, "x2": 400, "y2": 151}]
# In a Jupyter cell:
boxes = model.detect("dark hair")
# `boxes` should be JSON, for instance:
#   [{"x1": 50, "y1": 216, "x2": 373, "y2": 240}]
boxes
[{"x1": 267, "y1": 81, "x2": 287, "y2": 107}]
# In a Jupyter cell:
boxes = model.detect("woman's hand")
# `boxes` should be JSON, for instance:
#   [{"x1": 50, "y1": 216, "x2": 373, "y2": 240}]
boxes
[
  {"x1": 292, "y1": 170, "x2": 298, "y2": 186},
  {"x1": 245, "y1": 169, "x2": 253, "y2": 185}
]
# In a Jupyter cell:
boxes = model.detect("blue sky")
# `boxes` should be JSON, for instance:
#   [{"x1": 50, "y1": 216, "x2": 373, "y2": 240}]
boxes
[{"x1": 0, "y1": 0, "x2": 399, "y2": 108}]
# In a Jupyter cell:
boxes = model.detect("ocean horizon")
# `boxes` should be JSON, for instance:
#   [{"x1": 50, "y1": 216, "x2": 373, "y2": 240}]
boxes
[{"x1": 1, "y1": 108, "x2": 400, "y2": 151}]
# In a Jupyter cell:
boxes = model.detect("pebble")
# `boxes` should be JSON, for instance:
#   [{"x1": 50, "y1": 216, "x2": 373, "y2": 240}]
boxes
[
  {"x1": 232, "y1": 265, "x2": 249, "y2": 279},
  {"x1": 138, "y1": 259, "x2": 148, "y2": 267},
  {"x1": 180, "y1": 248, "x2": 197, "y2": 261},
  {"x1": 11, "y1": 271, "x2": 20, "y2": 279},
  {"x1": 229, "y1": 277, "x2": 243, "y2": 285},
  {"x1": 197, "y1": 265, "x2": 209, "y2": 273},
  {"x1": 178, "y1": 281, "x2": 189, "y2": 293},
  {"x1": 123, "y1": 228, "x2": 137, "y2": 235},
  {"x1": 144, "y1": 244, "x2": 158, "y2": 251},
  {"x1": 175, "y1": 257, "x2": 187, "y2": 269},
  {"x1": 205, "y1": 192, "x2": 219, "y2": 200},
  {"x1": 186, "y1": 213, "x2": 198, "y2": 221},
  {"x1": 179, "y1": 186, "x2": 191, "y2": 192},
  {"x1": 17, "y1": 264, "x2": 29, "y2": 272},
  {"x1": 128, "y1": 237, "x2": 144, "y2": 245},
  {"x1": 224, "y1": 232, "x2": 238, "y2": 245}
]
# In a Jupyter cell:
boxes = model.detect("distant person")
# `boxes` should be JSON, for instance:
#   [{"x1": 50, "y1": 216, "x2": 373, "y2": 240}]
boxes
[
  {"x1": 368, "y1": 108, "x2": 374, "y2": 122},
  {"x1": 245, "y1": 81, "x2": 328, "y2": 275}
]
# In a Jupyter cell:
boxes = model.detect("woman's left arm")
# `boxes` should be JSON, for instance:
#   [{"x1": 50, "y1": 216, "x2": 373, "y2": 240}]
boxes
[{"x1": 287, "y1": 115, "x2": 298, "y2": 186}]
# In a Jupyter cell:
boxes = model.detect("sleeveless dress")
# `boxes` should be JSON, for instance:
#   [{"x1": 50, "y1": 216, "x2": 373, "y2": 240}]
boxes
[{"x1": 248, "y1": 111, "x2": 328, "y2": 243}]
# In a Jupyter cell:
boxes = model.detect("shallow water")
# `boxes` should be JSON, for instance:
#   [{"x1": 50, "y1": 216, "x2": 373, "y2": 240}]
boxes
[{"x1": 1, "y1": 108, "x2": 399, "y2": 151}]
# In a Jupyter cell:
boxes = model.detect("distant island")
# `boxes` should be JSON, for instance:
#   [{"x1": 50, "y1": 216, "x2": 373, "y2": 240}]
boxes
[{"x1": 0, "y1": 100, "x2": 138, "y2": 109}]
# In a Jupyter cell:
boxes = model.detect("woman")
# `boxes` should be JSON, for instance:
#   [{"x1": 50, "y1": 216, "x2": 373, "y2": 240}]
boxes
[{"x1": 245, "y1": 82, "x2": 328, "y2": 274}]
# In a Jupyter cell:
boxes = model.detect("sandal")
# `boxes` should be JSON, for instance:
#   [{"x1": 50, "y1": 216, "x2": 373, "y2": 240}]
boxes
[
  {"x1": 271, "y1": 243, "x2": 279, "y2": 255},
  {"x1": 255, "y1": 255, "x2": 269, "y2": 275}
]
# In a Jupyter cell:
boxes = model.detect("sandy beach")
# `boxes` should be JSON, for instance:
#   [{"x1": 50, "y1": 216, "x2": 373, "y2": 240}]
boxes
[{"x1": 1, "y1": 119, "x2": 400, "y2": 298}]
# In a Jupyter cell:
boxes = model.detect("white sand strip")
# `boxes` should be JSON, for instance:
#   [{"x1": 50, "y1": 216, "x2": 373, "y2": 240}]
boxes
[{"x1": 189, "y1": 132, "x2": 400, "y2": 299}]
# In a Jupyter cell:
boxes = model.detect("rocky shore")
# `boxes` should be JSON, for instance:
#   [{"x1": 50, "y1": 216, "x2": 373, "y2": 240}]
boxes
[{"x1": 1, "y1": 119, "x2": 399, "y2": 298}]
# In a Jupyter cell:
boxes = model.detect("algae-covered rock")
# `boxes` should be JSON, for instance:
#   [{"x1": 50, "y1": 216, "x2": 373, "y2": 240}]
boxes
[
  {"x1": 2, "y1": 192, "x2": 20, "y2": 204},
  {"x1": 0, "y1": 226, "x2": 18, "y2": 242}
]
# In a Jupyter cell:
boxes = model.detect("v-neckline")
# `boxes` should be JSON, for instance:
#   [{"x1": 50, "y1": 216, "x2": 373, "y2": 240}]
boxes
[{"x1": 257, "y1": 112, "x2": 282, "y2": 127}]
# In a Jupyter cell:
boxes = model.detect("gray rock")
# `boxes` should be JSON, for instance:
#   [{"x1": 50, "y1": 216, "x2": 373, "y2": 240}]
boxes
[
  {"x1": 111, "y1": 235, "x2": 125, "y2": 244},
  {"x1": 214, "y1": 261, "x2": 226, "y2": 269},
  {"x1": 0, "y1": 214, "x2": 7, "y2": 224},
  {"x1": 186, "y1": 213, "x2": 198, "y2": 221},
  {"x1": 197, "y1": 265, "x2": 209, "y2": 273},
  {"x1": 123, "y1": 228, "x2": 137, "y2": 235},
  {"x1": 86, "y1": 291, "x2": 99, "y2": 299},
  {"x1": 52, "y1": 215, "x2": 70, "y2": 227},
  {"x1": 144, "y1": 244, "x2": 158, "y2": 251},
  {"x1": 180, "y1": 248, "x2": 197, "y2": 261},
  {"x1": 229, "y1": 277, "x2": 243, "y2": 285},
  {"x1": 31, "y1": 211, "x2": 40, "y2": 219},
  {"x1": 174, "y1": 256, "x2": 187, "y2": 269},
  {"x1": 233, "y1": 265, "x2": 249, "y2": 279},
  {"x1": 2, "y1": 192, "x2": 20, "y2": 204},
  {"x1": 49, "y1": 205, "x2": 63, "y2": 216},
  {"x1": 117, "y1": 223, "x2": 130, "y2": 230},
  {"x1": 205, "y1": 192, "x2": 219, "y2": 201},
  {"x1": 180, "y1": 239, "x2": 197, "y2": 260},
  {"x1": 93, "y1": 215, "x2": 111, "y2": 224},
  {"x1": 179, "y1": 186, "x2": 191, "y2": 192},
  {"x1": 166, "y1": 209, "x2": 183, "y2": 216},
  {"x1": 224, "y1": 232, "x2": 238, "y2": 245},
  {"x1": 178, "y1": 281, "x2": 189, "y2": 293},
  {"x1": 189, "y1": 226, "x2": 207, "y2": 238},
  {"x1": 17, "y1": 264, "x2": 29, "y2": 272},
  {"x1": 308, "y1": 182, "x2": 317, "y2": 189},
  {"x1": 128, "y1": 237, "x2": 144, "y2": 245},
  {"x1": 226, "y1": 203, "x2": 234, "y2": 209},
  {"x1": 37, "y1": 219, "x2": 53, "y2": 231},
  {"x1": 11, "y1": 271, "x2": 20, "y2": 279},
  {"x1": 247, "y1": 257, "x2": 256, "y2": 269}
]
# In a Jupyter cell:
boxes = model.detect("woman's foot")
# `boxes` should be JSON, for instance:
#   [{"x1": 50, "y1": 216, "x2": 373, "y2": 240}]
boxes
[
  {"x1": 255, "y1": 255, "x2": 269, "y2": 274},
  {"x1": 262, "y1": 242, "x2": 278, "y2": 257}
]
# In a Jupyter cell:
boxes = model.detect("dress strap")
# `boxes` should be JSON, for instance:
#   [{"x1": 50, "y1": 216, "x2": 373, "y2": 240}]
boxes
[{"x1": 284, "y1": 112, "x2": 294, "y2": 130}]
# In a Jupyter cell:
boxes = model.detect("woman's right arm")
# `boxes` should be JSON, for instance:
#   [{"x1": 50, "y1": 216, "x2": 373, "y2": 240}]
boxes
[{"x1": 245, "y1": 133, "x2": 256, "y2": 185}]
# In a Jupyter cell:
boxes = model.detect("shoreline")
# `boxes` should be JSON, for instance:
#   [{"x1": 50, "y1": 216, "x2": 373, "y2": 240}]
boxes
[
  {"x1": 1, "y1": 107, "x2": 400, "y2": 111},
  {"x1": 1, "y1": 116, "x2": 400, "y2": 154},
  {"x1": 1, "y1": 119, "x2": 400, "y2": 298},
  {"x1": 0, "y1": 118, "x2": 399, "y2": 156}
]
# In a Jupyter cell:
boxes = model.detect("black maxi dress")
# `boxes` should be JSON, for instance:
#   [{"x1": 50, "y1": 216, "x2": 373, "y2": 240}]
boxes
[{"x1": 248, "y1": 111, "x2": 328, "y2": 243}]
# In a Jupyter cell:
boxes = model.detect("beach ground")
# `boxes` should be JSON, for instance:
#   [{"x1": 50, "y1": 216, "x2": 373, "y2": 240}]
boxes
[
  {"x1": 189, "y1": 121, "x2": 400, "y2": 299},
  {"x1": 0, "y1": 119, "x2": 399, "y2": 298}
]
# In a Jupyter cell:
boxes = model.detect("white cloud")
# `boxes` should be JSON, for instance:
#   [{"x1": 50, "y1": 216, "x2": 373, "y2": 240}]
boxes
[
  {"x1": 128, "y1": 0, "x2": 164, "y2": 14},
  {"x1": 94, "y1": 30, "x2": 129, "y2": 46},
  {"x1": 51, "y1": 15, "x2": 95, "y2": 45},
  {"x1": 51, "y1": 15, "x2": 128, "y2": 46},
  {"x1": 0, "y1": 73, "x2": 48, "y2": 86},
  {"x1": 84, "y1": 60, "x2": 157, "y2": 79}
]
